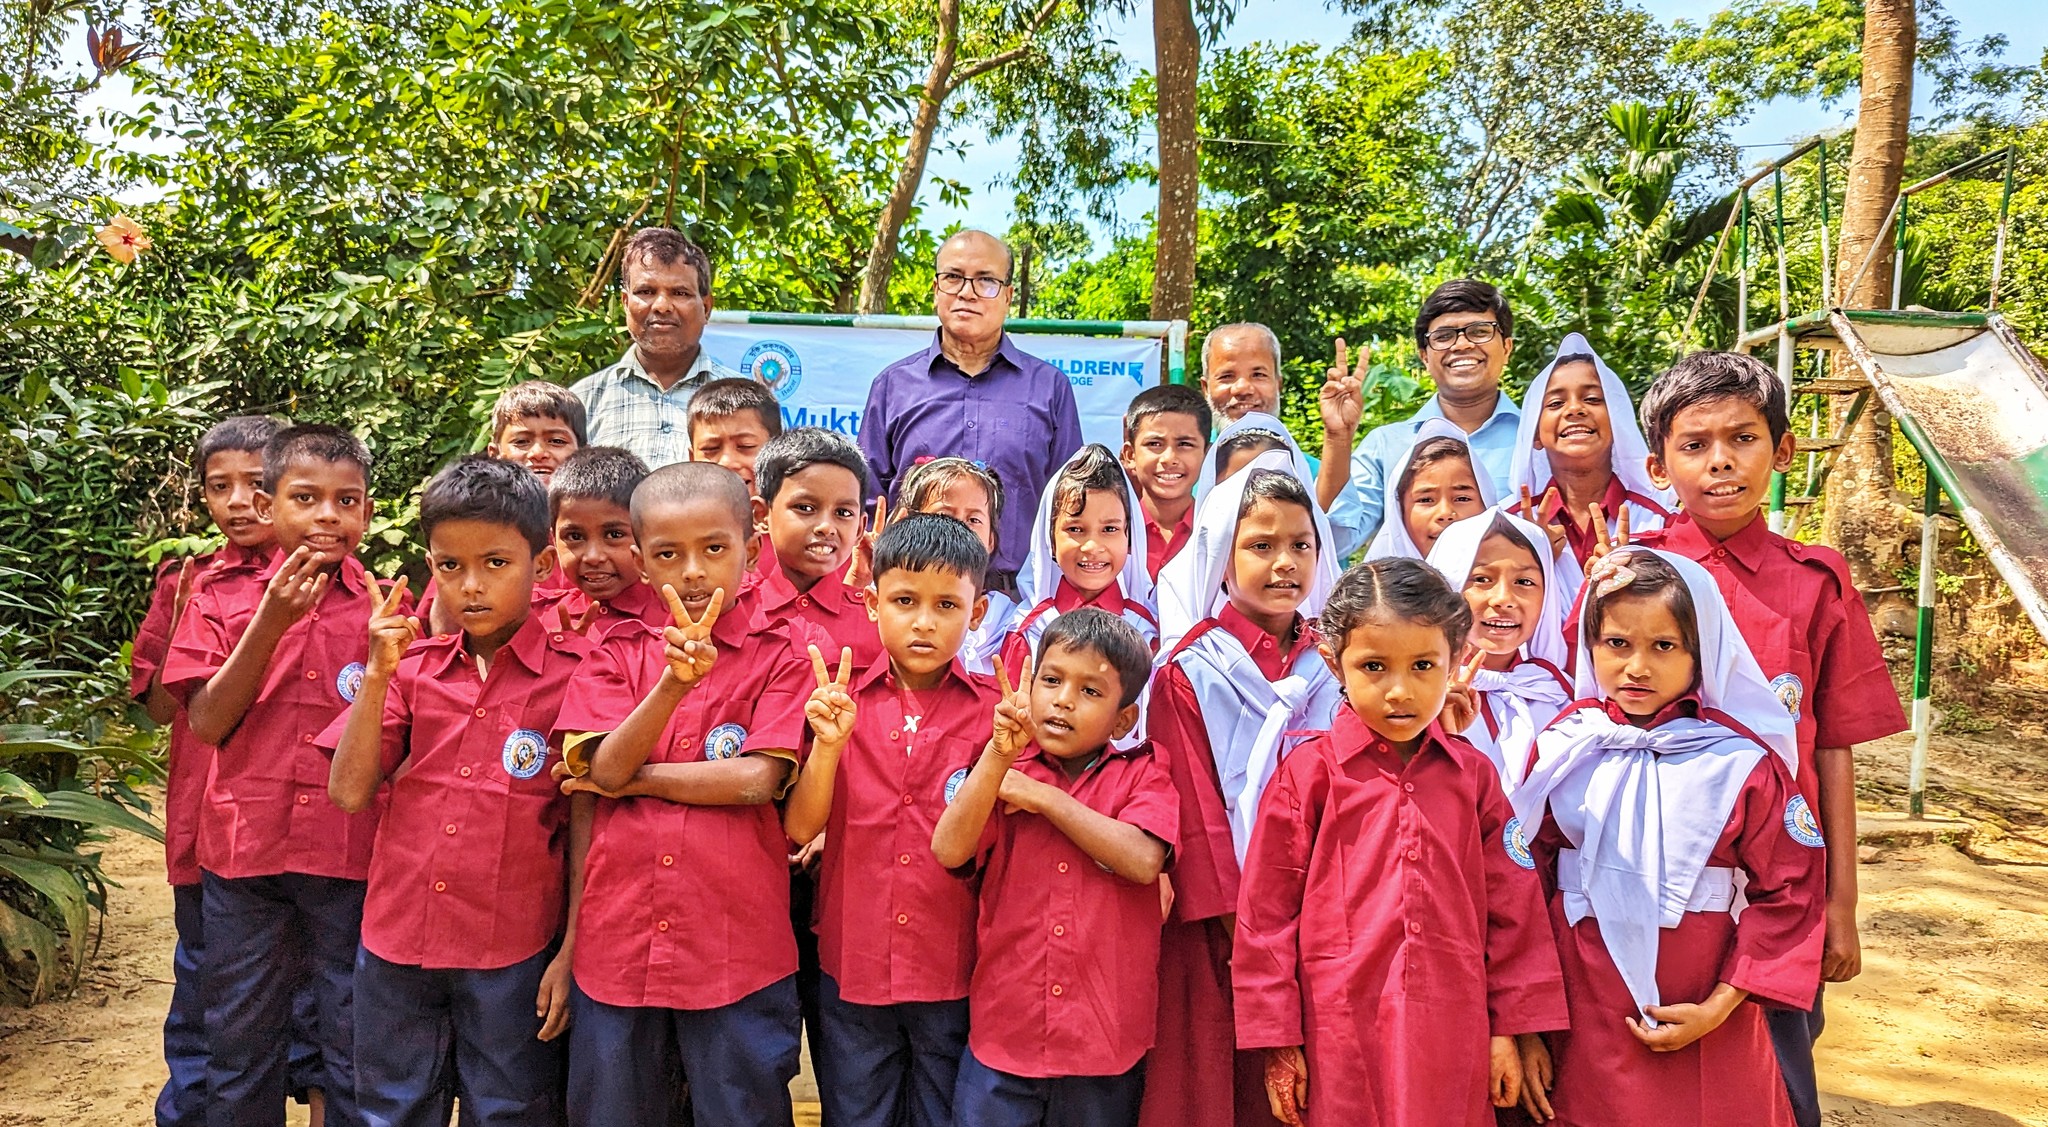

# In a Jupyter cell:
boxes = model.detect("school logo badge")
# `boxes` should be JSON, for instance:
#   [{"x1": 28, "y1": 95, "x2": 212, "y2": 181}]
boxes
[
  {"x1": 943, "y1": 767, "x2": 970, "y2": 805},
  {"x1": 336, "y1": 662, "x2": 366, "y2": 703},
  {"x1": 502, "y1": 729, "x2": 548, "y2": 780},
  {"x1": 704, "y1": 722, "x2": 747, "y2": 761},
  {"x1": 1769, "y1": 672, "x2": 1804, "y2": 723},
  {"x1": 739, "y1": 340, "x2": 803, "y2": 399},
  {"x1": 1503, "y1": 816, "x2": 1535, "y2": 870},
  {"x1": 1783, "y1": 794, "x2": 1825, "y2": 848}
]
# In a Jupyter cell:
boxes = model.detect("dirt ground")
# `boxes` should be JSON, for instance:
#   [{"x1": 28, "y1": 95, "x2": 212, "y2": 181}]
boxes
[{"x1": 2, "y1": 727, "x2": 2045, "y2": 1126}]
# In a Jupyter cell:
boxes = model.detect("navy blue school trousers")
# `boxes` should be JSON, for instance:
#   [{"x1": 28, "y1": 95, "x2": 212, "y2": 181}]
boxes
[
  {"x1": 953, "y1": 1048, "x2": 1144, "y2": 1127},
  {"x1": 201, "y1": 870, "x2": 366, "y2": 1127},
  {"x1": 1769, "y1": 985, "x2": 1827, "y2": 1127},
  {"x1": 158, "y1": 883, "x2": 208, "y2": 1126},
  {"x1": 814, "y1": 972, "x2": 969, "y2": 1127},
  {"x1": 566, "y1": 975, "x2": 801, "y2": 1127}
]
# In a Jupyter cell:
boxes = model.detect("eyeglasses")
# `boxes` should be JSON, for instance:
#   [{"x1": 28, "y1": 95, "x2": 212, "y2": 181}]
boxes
[
  {"x1": 935, "y1": 272, "x2": 1011, "y2": 299},
  {"x1": 1424, "y1": 321, "x2": 1502, "y2": 350}
]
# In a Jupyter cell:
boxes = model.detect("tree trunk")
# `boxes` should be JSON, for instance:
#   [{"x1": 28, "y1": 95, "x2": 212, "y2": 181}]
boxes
[
  {"x1": 858, "y1": 0, "x2": 962, "y2": 315},
  {"x1": 1822, "y1": 0, "x2": 1916, "y2": 607},
  {"x1": 1148, "y1": 0, "x2": 1200, "y2": 323}
]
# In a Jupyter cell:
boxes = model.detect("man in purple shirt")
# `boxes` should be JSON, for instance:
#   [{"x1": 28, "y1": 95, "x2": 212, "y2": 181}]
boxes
[{"x1": 859, "y1": 229, "x2": 1083, "y2": 592}]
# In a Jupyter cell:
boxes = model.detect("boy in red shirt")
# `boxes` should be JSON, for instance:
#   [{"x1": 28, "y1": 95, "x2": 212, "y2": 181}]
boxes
[
  {"x1": 539, "y1": 445, "x2": 667, "y2": 640},
  {"x1": 1121, "y1": 384, "x2": 1211, "y2": 581},
  {"x1": 784, "y1": 514, "x2": 998, "y2": 1127},
  {"x1": 552, "y1": 462, "x2": 816, "y2": 1124},
  {"x1": 1635, "y1": 351, "x2": 1908, "y2": 1127},
  {"x1": 162, "y1": 424, "x2": 395, "y2": 1125},
  {"x1": 130, "y1": 414, "x2": 281, "y2": 1126},
  {"x1": 932, "y1": 609, "x2": 1178, "y2": 1127},
  {"x1": 487, "y1": 380, "x2": 587, "y2": 486},
  {"x1": 689, "y1": 376, "x2": 783, "y2": 493},
  {"x1": 322, "y1": 456, "x2": 592, "y2": 1125}
]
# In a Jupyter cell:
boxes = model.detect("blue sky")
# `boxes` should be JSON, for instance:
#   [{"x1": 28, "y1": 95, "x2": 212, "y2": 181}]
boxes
[{"x1": 921, "y1": 0, "x2": 2047, "y2": 242}]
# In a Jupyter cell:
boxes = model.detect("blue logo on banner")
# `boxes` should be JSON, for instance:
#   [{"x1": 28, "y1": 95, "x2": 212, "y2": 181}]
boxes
[
  {"x1": 502, "y1": 729, "x2": 548, "y2": 779},
  {"x1": 705, "y1": 722, "x2": 747, "y2": 761},
  {"x1": 1784, "y1": 795, "x2": 1825, "y2": 848},
  {"x1": 1503, "y1": 816, "x2": 1535, "y2": 870},
  {"x1": 741, "y1": 341, "x2": 804, "y2": 398},
  {"x1": 1049, "y1": 357, "x2": 1147, "y2": 386},
  {"x1": 336, "y1": 662, "x2": 365, "y2": 703},
  {"x1": 944, "y1": 767, "x2": 970, "y2": 805}
]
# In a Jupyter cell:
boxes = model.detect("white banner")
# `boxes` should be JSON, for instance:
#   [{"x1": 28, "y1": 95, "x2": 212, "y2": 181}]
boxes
[{"x1": 700, "y1": 322, "x2": 1163, "y2": 451}]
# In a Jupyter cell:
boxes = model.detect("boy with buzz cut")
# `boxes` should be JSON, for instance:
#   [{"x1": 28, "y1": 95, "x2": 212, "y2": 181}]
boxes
[
  {"x1": 541, "y1": 445, "x2": 668, "y2": 641},
  {"x1": 690, "y1": 376, "x2": 784, "y2": 493},
  {"x1": 162, "y1": 423, "x2": 398, "y2": 1126},
  {"x1": 784, "y1": 514, "x2": 1000, "y2": 1127},
  {"x1": 753, "y1": 425, "x2": 884, "y2": 667},
  {"x1": 131, "y1": 414, "x2": 282, "y2": 1126},
  {"x1": 1635, "y1": 350, "x2": 1908, "y2": 1127},
  {"x1": 1120, "y1": 383, "x2": 1212, "y2": 581},
  {"x1": 322, "y1": 456, "x2": 592, "y2": 1127},
  {"x1": 932, "y1": 608, "x2": 1178, "y2": 1127},
  {"x1": 552, "y1": 462, "x2": 819, "y2": 1126}
]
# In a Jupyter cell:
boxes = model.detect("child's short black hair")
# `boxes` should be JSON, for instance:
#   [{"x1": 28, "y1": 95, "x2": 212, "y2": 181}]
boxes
[
  {"x1": 1123, "y1": 383, "x2": 1213, "y2": 446},
  {"x1": 489, "y1": 380, "x2": 588, "y2": 445},
  {"x1": 755, "y1": 426, "x2": 870, "y2": 505},
  {"x1": 1048, "y1": 444, "x2": 1131, "y2": 525},
  {"x1": 1396, "y1": 436, "x2": 1475, "y2": 503},
  {"x1": 1414, "y1": 279, "x2": 1513, "y2": 350},
  {"x1": 421, "y1": 455, "x2": 551, "y2": 553},
  {"x1": 263, "y1": 424, "x2": 373, "y2": 494},
  {"x1": 632, "y1": 462, "x2": 753, "y2": 537},
  {"x1": 1238, "y1": 469, "x2": 1319, "y2": 549},
  {"x1": 1638, "y1": 350, "x2": 1790, "y2": 453},
  {"x1": 548, "y1": 446, "x2": 649, "y2": 522},
  {"x1": 873, "y1": 513, "x2": 988, "y2": 592},
  {"x1": 1038, "y1": 607, "x2": 1152, "y2": 709},
  {"x1": 1319, "y1": 557, "x2": 1472, "y2": 657},
  {"x1": 688, "y1": 378, "x2": 784, "y2": 440},
  {"x1": 1583, "y1": 549, "x2": 1702, "y2": 672},
  {"x1": 194, "y1": 415, "x2": 285, "y2": 478},
  {"x1": 1212, "y1": 428, "x2": 1291, "y2": 479}
]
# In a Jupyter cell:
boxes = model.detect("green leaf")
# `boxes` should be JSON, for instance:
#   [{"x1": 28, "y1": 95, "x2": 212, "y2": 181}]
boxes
[
  {"x1": 0, "y1": 900, "x2": 61, "y2": 1002},
  {"x1": 0, "y1": 854, "x2": 91, "y2": 980},
  {"x1": 0, "y1": 771, "x2": 47, "y2": 806},
  {"x1": 0, "y1": 790, "x2": 166, "y2": 844}
]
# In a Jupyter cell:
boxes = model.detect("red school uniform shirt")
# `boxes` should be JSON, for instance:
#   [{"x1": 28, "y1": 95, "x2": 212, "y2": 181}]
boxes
[
  {"x1": 1640, "y1": 514, "x2": 1907, "y2": 791},
  {"x1": 816, "y1": 656, "x2": 999, "y2": 1006},
  {"x1": 314, "y1": 612, "x2": 593, "y2": 970},
  {"x1": 533, "y1": 577, "x2": 669, "y2": 643},
  {"x1": 161, "y1": 554, "x2": 394, "y2": 882},
  {"x1": 752, "y1": 551, "x2": 885, "y2": 668},
  {"x1": 1233, "y1": 710, "x2": 1567, "y2": 1127},
  {"x1": 1530, "y1": 700, "x2": 1823, "y2": 1127},
  {"x1": 1540, "y1": 475, "x2": 1671, "y2": 567},
  {"x1": 553, "y1": 590, "x2": 814, "y2": 1012},
  {"x1": 131, "y1": 542, "x2": 274, "y2": 887},
  {"x1": 1143, "y1": 504, "x2": 1194, "y2": 583},
  {"x1": 964, "y1": 741, "x2": 1179, "y2": 1079},
  {"x1": 1147, "y1": 605, "x2": 1314, "y2": 925},
  {"x1": 999, "y1": 579, "x2": 1158, "y2": 677}
]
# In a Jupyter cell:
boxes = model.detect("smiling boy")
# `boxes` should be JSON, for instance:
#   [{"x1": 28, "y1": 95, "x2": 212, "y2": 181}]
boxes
[
  {"x1": 541, "y1": 446, "x2": 667, "y2": 639},
  {"x1": 1121, "y1": 384, "x2": 1212, "y2": 582},
  {"x1": 753, "y1": 426, "x2": 884, "y2": 667}
]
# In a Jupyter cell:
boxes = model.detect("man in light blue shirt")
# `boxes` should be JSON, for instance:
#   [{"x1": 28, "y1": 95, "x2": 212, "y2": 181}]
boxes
[{"x1": 1324, "y1": 280, "x2": 1522, "y2": 557}]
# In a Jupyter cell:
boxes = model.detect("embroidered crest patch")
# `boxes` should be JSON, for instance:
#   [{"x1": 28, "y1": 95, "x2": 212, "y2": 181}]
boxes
[
  {"x1": 1769, "y1": 672, "x2": 1804, "y2": 723},
  {"x1": 1503, "y1": 816, "x2": 1535, "y2": 870},
  {"x1": 1783, "y1": 794, "x2": 1825, "y2": 848},
  {"x1": 336, "y1": 662, "x2": 365, "y2": 703},
  {"x1": 704, "y1": 722, "x2": 747, "y2": 761},
  {"x1": 944, "y1": 767, "x2": 970, "y2": 805},
  {"x1": 501, "y1": 729, "x2": 548, "y2": 779}
]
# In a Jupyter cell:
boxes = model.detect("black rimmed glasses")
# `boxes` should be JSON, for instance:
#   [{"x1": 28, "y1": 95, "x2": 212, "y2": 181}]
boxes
[
  {"x1": 935, "y1": 271, "x2": 1011, "y2": 299},
  {"x1": 1424, "y1": 321, "x2": 1502, "y2": 350}
]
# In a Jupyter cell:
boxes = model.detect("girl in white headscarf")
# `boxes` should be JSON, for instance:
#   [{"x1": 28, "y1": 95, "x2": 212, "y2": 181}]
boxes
[
  {"x1": 1426, "y1": 507, "x2": 1573, "y2": 792},
  {"x1": 1002, "y1": 444, "x2": 1156, "y2": 675},
  {"x1": 1140, "y1": 453, "x2": 1341, "y2": 1127},
  {"x1": 1193, "y1": 411, "x2": 1320, "y2": 501},
  {"x1": 1508, "y1": 547, "x2": 1822, "y2": 1127},
  {"x1": 1363, "y1": 417, "x2": 1499, "y2": 562},
  {"x1": 1507, "y1": 335, "x2": 1674, "y2": 593}
]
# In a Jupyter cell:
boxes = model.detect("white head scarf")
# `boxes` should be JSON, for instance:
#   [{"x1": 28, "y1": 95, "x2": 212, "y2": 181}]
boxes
[
  {"x1": 1507, "y1": 334, "x2": 1674, "y2": 514},
  {"x1": 1363, "y1": 417, "x2": 1500, "y2": 562},
  {"x1": 1426, "y1": 507, "x2": 1572, "y2": 788},
  {"x1": 1017, "y1": 444, "x2": 1154, "y2": 613},
  {"x1": 1510, "y1": 547, "x2": 1801, "y2": 1024},
  {"x1": 1157, "y1": 449, "x2": 1338, "y2": 652},
  {"x1": 1193, "y1": 412, "x2": 1318, "y2": 502}
]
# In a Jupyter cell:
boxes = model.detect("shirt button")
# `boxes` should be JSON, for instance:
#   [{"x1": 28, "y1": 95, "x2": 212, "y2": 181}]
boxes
[
  {"x1": 310, "y1": 611, "x2": 320, "y2": 622},
  {"x1": 1406, "y1": 850, "x2": 1419, "y2": 862},
  {"x1": 433, "y1": 881, "x2": 447, "y2": 892},
  {"x1": 1050, "y1": 984, "x2": 1063, "y2": 997},
  {"x1": 444, "y1": 824, "x2": 457, "y2": 835},
  {"x1": 301, "y1": 733, "x2": 314, "y2": 744},
  {"x1": 1053, "y1": 924, "x2": 1065, "y2": 937},
  {"x1": 659, "y1": 422, "x2": 674, "y2": 434},
  {"x1": 297, "y1": 794, "x2": 309, "y2": 805},
  {"x1": 657, "y1": 920, "x2": 670, "y2": 931},
  {"x1": 797, "y1": 596, "x2": 810, "y2": 608},
  {"x1": 474, "y1": 708, "x2": 487, "y2": 718},
  {"x1": 459, "y1": 766, "x2": 472, "y2": 778},
  {"x1": 552, "y1": 634, "x2": 565, "y2": 643},
  {"x1": 902, "y1": 795, "x2": 914, "y2": 806},
  {"x1": 898, "y1": 853, "x2": 911, "y2": 865},
  {"x1": 1057, "y1": 862, "x2": 1069, "y2": 874},
  {"x1": 889, "y1": 731, "x2": 900, "y2": 740},
  {"x1": 968, "y1": 421, "x2": 977, "y2": 429},
  {"x1": 1402, "y1": 782, "x2": 1415, "y2": 793},
  {"x1": 1713, "y1": 547, "x2": 1728, "y2": 559},
  {"x1": 896, "y1": 914, "x2": 909, "y2": 925},
  {"x1": 662, "y1": 855, "x2": 675, "y2": 867},
  {"x1": 305, "y1": 670, "x2": 318, "y2": 680},
  {"x1": 1409, "y1": 921, "x2": 1423, "y2": 935}
]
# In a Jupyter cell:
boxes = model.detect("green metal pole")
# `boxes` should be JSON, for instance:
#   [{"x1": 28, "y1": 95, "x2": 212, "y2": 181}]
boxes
[
  {"x1": 1737, "y1": 190, "x2": 1750, "y2": 340},
  {"x1": 1991, "y1": 147, "x2": 2017, "y2": 309},
  {"x1": 1908, "y1": 459, "x2": 1939, "y2": 818},
  {"x1": 1769, "y1": 172, "x2": 1791, "y2": 534},
  {"x1": 1891, "y1": 195, "x2": 1909, "y2": 312}
]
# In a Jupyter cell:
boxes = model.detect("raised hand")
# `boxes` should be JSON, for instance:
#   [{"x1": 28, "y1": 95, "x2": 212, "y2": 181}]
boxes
[
  {"x1": 1320, "y1": 338, "x2": 1368, "y2": 441},
  {"x1": 1263, "y1": 1045, "x2": 1310, "y2": 1126},
  {"x1": 1440, "y1": 646, "x2": 1486, "y2": 733},
  {"x1": 1589, "y1": 501, "x2": 1631, "y2": 562},
  {"x1": 1518, "y1": 484, "x2": 1569, "y2": 560},
  {"x1": 555, "y1": 601, "x2": 599, "y2": 637},
  {"x1": 659, "y1": 585, "x2": 724, "y2": 689},
  {"x1": 254, "y1": 545, "x2": 331, "y2": 633},
  {"x1": 365, "y1": 576, "x2": 422, "y2": 677},
  {"x1": 988, "y1": 655, "x2": 1033, "y2": 760},
  {"x1": 805, "y1": 645, "x2": 857, "y2": 746},
  {"x1": 844, "y1": 494, "x2": 887, "y2": 590},
  {"x1": 170, "y1": 556, "x2": 199, "y2": 623}
]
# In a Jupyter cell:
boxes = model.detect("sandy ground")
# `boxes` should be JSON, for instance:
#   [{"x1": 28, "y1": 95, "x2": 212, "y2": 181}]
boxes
[{"x1": 2, "y1": 728, "x2": 2044, "y2": 1126}]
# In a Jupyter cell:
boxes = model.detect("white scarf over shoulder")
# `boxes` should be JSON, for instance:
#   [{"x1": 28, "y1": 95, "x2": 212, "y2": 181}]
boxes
[
  {"x1": 1157, "y1": 448, "x2": 1337, "y2": 652},
  {"x1": 1363, "y1": 417, "x2": 1500, "y2": 562},
  {"x1": 1510, "y1": 547, "x2": 1798, "y2": 1023}
]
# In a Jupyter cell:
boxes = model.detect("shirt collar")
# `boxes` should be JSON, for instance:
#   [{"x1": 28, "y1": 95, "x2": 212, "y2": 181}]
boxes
[
  {"x1": 612, "y1": 344, "x2": 716, "y2": 393},
  {"x1": 419, "y1": 609, "x2": 553, "y2": 679},
  {"x1": 1599, "y1": 691, "x2": 1703, "y2": 729},
  {"x1": 1051, "y1": 579, "x2": 1127, "y2": 616},
  {"x1": 923, "y1": 330, "x2": 1021, "y2": 380},
  {"x1": 1328, "y1": 707, "x2": 1453, "y2": 767},
  {"x1": 1658, "y1": 510, "x2": 1770, "y2": 572},
  {"x1": 215, "y1": 540, "x2": 275, "y2": 572},
  {"x1": 1415, "y1": 390, "x2": 1519, "y2": 432},
  {"x1": 1017, "y1": 736, "x2": 1147, "y2": 781},
  {"x1": 751, "y1": 551, "x2": 857, "y2": 616},
  {"x1": 853, "y1": 651, "x2": 978, "y2": 697},
  {"x1": 1216, "y1": 604, "x2": 1313, "y2": 668}
]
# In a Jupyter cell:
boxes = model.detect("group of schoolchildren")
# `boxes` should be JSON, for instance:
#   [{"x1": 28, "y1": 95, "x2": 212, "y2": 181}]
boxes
[{"x1": 130, "y1": 312, "x2": 1904, "y2": 1127}]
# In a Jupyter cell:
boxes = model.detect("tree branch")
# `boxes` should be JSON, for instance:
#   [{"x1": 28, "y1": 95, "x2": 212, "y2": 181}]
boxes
[{"x1": 954, "y1": 0, "x2": 1064, "y2": 86}]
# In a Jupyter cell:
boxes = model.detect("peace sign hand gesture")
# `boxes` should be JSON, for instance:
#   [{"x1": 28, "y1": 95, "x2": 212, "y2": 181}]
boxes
[
  {"x1": 660, "y1": 585, "x2": 725, "y2": 689},
  {"x1": 366, "y1": 577, "x2": 422, "y2": 678},
  {"x1": 254, "y1": 545, "x2": 331, "y2": 634},
  {"x1": 805, "y1": 645, "x2": 857, "y2": 746},
  {"x1": 989, "y1": 655, "x2": 1034, "y2": 761},
  {"x1": 555, "y1": 600, "x2": 599, "y2": 637},
  {"x1": 1439, "y1": 646, "x2": 1486, "y2": 734},
  {"x1": 1588, "y1": 502, "x2": 1631, "y2": 563},
  {"x1": 1320, "y1": 338, "x2": 1368, "y2": 441},
  {"x1": 844, "y1": 495, "x2": 887, "y2": 591},
  {"x1": 1518, "y1": 485, "x2": 1569, "y2": 561}
]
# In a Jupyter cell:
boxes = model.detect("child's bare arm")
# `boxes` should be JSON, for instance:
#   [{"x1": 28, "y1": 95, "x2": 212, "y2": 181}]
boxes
[
  {"x1": 328, "y1": 580, "x2": 418, "y2": 813},
  {"x1": 587, "y1": 585, "x2": 725, "y2": 792},
  {"x1": 187, "y1": 546, "x2": 329, "y2": 745},
  {"x1": 1628, "y1": 982, "x2": 1748, "y2": 1052},
  {"x1": 537, "y1": 791, "x2": 595, "y2": 1042},
  {"x1": 629, "y1": 756, "x2": 792, "y2": 806},
  {"x1": 999, "y1": 772, "x2": 1168, "y2": 884},
  {"x1": 1812, "y1": 744, "x2": 1861, "y2": 981}
]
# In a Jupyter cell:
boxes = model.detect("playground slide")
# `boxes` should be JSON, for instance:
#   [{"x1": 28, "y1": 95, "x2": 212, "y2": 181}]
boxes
[{"x1": 1828, "y1": 310, "x2": 2048, "y2": 639}]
